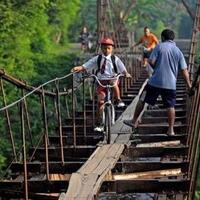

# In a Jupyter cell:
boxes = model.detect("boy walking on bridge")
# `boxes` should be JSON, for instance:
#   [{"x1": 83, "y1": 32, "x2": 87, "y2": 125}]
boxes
[
  {"x1": 72, "y1": 37, "x2": 131, "y2": 132},
  {"x1": 124, "y1": 29, "x2": 191, "y2": 136}
]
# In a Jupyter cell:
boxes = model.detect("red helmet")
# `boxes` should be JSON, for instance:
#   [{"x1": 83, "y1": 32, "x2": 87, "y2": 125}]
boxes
[{"x1": 100, "y1": 38, "x2": 114, "y2": 46}]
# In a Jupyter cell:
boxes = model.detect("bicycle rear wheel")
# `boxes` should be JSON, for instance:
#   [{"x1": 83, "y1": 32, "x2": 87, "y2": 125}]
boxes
[{"x1": 105, "y1": 106, "x2": 111, "y2": 144}]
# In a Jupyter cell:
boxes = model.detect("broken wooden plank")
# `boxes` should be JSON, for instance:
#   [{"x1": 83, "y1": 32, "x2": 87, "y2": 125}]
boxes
[
  {"x1": 63, "y1": 144, "x2": 124, "y2": 200},
  {"x1": 112, "y1": 168, "x2": 182, "y2": 180},
  {"x1": 111, "y1": 79, "x2": 148, "y2": 143},
  {"x1": 49, "y1": 174, "x2": 70, "y2": 181},
  {"x1": 137, "y1": 140, "x2": 181, "y2": 147}
]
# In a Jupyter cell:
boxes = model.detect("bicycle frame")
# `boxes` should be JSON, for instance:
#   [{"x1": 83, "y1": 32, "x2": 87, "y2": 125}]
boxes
[
  {"x1": 86, "y1": 74, "x2": 123, "y2": 143},
  {"x1": 102, "y1": 85, "x2": 115, "y2": 125}
]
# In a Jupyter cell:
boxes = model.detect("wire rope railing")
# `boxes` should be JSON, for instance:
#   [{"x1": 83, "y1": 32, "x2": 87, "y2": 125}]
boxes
[{"x1": 0, "y1": 71, "x2": 85, "y2": 199}]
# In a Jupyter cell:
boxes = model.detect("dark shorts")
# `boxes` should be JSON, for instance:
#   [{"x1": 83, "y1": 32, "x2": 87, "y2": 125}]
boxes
[
  {"x1": 143, "y1": 49, "x2": 152, "y2": 58},
  {"x1": 140, "y1": 84, "x2": 176, "y2": 108}
]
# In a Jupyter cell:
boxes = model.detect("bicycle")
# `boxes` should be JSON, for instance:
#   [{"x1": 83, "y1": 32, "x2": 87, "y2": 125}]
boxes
[{"x1": 86, "y1": 74, "x2": 124, "y2": 144}]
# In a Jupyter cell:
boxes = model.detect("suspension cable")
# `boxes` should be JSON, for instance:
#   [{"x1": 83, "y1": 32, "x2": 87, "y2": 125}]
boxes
[{"x1": 0, "y1": 73, "x2": 74, "y2": 112}]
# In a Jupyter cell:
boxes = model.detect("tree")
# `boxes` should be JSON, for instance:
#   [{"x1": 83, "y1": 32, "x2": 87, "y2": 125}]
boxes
[
  {"x1": 0, "y1": 0, "x2": 81, "y2": 81},
  {"x1": 0, "y1": 0, "x2": 51, "y2": 79},
  {"x1": 47, "y1": 0, "x2": 81, "y2": 44},
  {"x1": 0, "y1": 0, "x2": 82, "y2": 174},
  {"x1": 68, "y1": 0, "x2": 97, "y2": 42},
  {"x1": 181, "y1": 0, "x2": 195, "y2": 20},
  {"x1": 125, "y1": 0, "x2": 195, "y2": 39}
]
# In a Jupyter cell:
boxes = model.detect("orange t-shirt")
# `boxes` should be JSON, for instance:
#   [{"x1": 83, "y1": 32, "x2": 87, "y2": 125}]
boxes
[{"x1": 139, "y1": 33, "x2": 158, "y2": 49}]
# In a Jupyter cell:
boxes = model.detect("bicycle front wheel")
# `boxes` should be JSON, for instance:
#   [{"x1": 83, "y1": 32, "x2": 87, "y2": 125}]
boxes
[{"x1": 105, "y1": 106, "x2": 111, "y2": 144}]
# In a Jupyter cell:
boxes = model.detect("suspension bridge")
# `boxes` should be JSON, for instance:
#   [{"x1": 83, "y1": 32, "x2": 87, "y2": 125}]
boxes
[{"x1": 0, "y1": 1, "x2": 200, "y2": 200}]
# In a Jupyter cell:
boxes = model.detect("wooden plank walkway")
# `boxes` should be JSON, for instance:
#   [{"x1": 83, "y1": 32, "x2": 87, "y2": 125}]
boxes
[
  {"x1": 111, "y1": 79, "x2": 148, "y2": 144},
  {"x1": 62, "y1": 144, "x2": 124, "y2": 200}
]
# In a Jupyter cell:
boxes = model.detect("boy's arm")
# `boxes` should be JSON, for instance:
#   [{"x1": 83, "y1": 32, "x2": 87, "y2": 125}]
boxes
[
  {"x1": 132, "y1": 41, "x2": 141, "y2": 48},
  {"x1": 132, "y1": 37, "x2": 143, "y2": 48},
  {"x1": 122, "y1": 70, "x2": 132, "y2": 78},
  {"x1": 71, "y1": 66, "x2": 86, "y2": 73},
  {"x1": 71, "y1": 56, "x2": 98, "y2": 73}
]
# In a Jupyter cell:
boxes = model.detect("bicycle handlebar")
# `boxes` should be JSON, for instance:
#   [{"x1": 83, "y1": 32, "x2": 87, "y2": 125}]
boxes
[{"x1": 86, "y1": 74, "x2": 124, "y2": 88}]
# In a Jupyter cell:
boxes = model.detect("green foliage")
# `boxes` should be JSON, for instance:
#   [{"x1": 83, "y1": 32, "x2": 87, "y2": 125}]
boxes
[
  {"x1": 69, "y1": 0, "x2": 195, "y2": 42},
  {"x1": 0, "y1": 0, "x2": 82, "y2": 176},
  {"x1": 47, "y1": 0, "x2": 81, "y2": 44},
  {"x1": 68, "y1": 0, "x2": 97, "y2": 42},
  {"x1": 126, "y1": 0, "x2": 194, "y2": 40},
  {"x1": 0, "y1": 118, "x2": 12, "y2": 177},
  {"x1": 0, "y1": 154, "x2": 6, "y2": 177},
  {"x1": 195, "y1": 191, "x2": 200, "y2": 200},
  {"x1": 0, "y1": 0, "x2": 81, "y2": 80},
  {"x1": 31, "y1": 52, "x2": 78, "y2": 85},
  {"x1": 178, "y1": 15, "x2": 193, "y2": 38},
  {"x1": 0, "y1": 0, "x2": 51, "y2": 79}
]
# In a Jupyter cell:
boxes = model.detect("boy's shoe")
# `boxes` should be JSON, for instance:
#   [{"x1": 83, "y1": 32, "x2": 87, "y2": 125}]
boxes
[
  {"x1": 94, "y1": 124, "x2": 104, "y2": 132},
  {"x1": 123, "y1": 119, "x2": 134, "y2": 128},
  {"x1": 116, "y1": 99, "x2": 125, "y2": 107}
]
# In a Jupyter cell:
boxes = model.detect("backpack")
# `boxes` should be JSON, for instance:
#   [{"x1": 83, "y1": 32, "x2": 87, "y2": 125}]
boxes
[{"x1": 97, "y1": 54, "x2": 118, "y2": 74}]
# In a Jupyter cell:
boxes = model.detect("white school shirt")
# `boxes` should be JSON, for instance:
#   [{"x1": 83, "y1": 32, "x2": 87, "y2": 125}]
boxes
[{"x1": 82, "y1": 54, "x2": 126, "y2": 79}]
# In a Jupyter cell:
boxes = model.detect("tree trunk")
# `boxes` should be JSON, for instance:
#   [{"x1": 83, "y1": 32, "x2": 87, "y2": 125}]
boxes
[{"x1": 181, "y1": 0, "x2": 195, "y2": 20}]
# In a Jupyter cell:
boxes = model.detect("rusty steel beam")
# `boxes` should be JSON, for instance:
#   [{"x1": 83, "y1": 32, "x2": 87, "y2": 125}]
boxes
[
  {"x1": 10, "y1": 160, "x2": 188, "y2": 175},
  {"x1": 114, "y1": 161, "x2": 188, "y2": 174},
  {"x1": 132, "y1": 134, "x2": 187, "y2": 144},
  {"x1": 101, "y1": 179, "x2": 190, "y2": 193},
  {"x1": 0, "y1": 180, "x2": 69, "y2": 194},
  {"x1": 123, "y1": 146, "x2": 188, "y2": 158},
  {"x1": 0, "y1": 69, "x2": 55, "y2": 96},
  {"x1": 11, "y1": 162, "x2": 84, "y2": 174},
  {"x1": 0, "y1": 191, "x2": 59, "y2": 200},
  {"x1": 48, "y1": 135, "x2": 103, "y2": 146},
  {"x1": 0, "y1": 78, "x2": 17, "y2": 160},
  {"x1": 28, "y1": 146, "x2": 96, "y2": 161}
]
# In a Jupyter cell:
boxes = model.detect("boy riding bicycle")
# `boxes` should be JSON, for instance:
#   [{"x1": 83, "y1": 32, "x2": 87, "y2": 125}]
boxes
[{"x1": 71, "y1": 37, "x2": 131, "y2": 132}]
